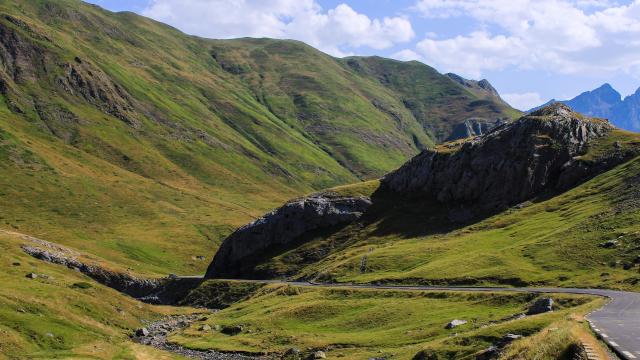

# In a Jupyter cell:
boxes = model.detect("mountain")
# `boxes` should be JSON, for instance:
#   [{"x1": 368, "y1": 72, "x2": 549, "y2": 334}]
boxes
[
  {"x1": 206, "y1": 104, "x2": 640, "y2": 290},
  {"x1": 564, "y1": 83, "x2": 621, "y2": 118},
  {"x1": 0, "y1": 0, "x2": 517, "y2": 275},
  {"x1": 613, "y1": 87, "x2": 640, "y2": 130},
  {"x1": 530, "y1": 83, "x2": 640, "y2": 131}
]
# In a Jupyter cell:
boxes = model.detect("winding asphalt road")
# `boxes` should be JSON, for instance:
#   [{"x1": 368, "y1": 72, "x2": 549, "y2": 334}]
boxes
[{"x1": 196, "y1": 278, "x2": 640, "y2": 359}]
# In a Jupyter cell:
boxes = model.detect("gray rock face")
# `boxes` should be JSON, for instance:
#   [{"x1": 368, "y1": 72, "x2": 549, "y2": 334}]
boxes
[
  {"x1": 446, "y1": 118, "x2": 505, "y2": 141},
  {"x1": 206, "y1": 195, "x2": 372, "y2": 278},
  {"x1": 445, "y1": 73, "x2": 501, "y2": 98},
  {"x1": 382, "y1": 104, "x2": 615, "y2": 218},
  {"x1": 22, "y1": 244, "x2": 162, "y2": 298},
  {"x1": 527, "y1": 298, "x2": 554, "y2": 315},
  {"x1": 19, "y1": 235, "x2": 203, "y2": 305}
]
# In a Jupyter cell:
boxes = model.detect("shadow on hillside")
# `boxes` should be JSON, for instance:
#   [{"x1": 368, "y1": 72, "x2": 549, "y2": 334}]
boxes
[
  {"x1": 225, "y1": 223, "x2": 354, "y2": 279},
  {"x1": 362, "y1": 186, "x2": 484, "y2": 239}
]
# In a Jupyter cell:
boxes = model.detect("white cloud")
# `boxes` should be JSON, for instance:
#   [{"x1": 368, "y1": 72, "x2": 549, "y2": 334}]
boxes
[
  {"x1": 142, "y1": 0, "x2": 414, "y2": 56},
  {"x1": 410, "y1": 0, "x2": 640, "y2": 79},
  {"x1": 392, "y1": 49, "x2": 424, "y2": 61},
  {"x1": 502, "y1": 92, "x2": 545, "y2": 110},
  {"x1": 416, "y1": 31, "x2": 527, "y2": 78}
]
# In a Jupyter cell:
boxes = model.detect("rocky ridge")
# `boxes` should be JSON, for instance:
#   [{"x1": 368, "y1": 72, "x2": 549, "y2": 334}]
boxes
[
  {"x1": 206, "y1": 195, "x2": 372, "y2": 278},
  {"x1": 382, "y1": 103, "x2": 620, "y2": 219},
  {"x1": 16, "y1": 231, "x2": 201, "y2": 304}
]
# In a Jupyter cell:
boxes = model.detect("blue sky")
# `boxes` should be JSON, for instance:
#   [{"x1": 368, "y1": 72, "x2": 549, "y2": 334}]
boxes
[{"x1": 85, "y1": 0, "x2": 640, "y2": 110}]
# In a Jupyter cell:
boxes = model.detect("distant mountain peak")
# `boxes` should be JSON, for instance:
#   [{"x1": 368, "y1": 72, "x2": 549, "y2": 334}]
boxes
[
  {"x1": 590, "y1": 83, "x2": 622, "y2": 101},
  {"x1": 529, "y1": 83, "x2": 640, "y2": 131}
]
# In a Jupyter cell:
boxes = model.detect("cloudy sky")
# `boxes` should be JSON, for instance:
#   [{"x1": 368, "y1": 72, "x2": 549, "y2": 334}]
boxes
[{"x1": 85, "y1": 0, "x2": 640, "y2": 110}]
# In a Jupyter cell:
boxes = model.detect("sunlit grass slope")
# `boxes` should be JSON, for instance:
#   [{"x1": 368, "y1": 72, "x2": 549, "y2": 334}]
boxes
[
  {"x1": 0, "y1": 231, "x2": 190, "y2": 359},
  {"x1": 170, "y1": 283, "x2": 602, "y2": 359}
]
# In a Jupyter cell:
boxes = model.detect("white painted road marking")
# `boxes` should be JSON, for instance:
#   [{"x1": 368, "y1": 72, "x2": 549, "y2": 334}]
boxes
[
  {"x1": 623, "y1": 351, "x2": 636, "y2": 359},
  {"x1": 602, "y1": 333, "x2": 609, "y2": 338},
  {"x1": 610, "y1": 341, "x2": 619, "y2": 347}
]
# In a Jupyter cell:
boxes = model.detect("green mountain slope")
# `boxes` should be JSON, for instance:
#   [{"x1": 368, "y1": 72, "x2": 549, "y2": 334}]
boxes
[
  {"x1": 298, "y1": 154, "x2": 640, "y2": 289},
  {"x1": 210, "y1": 106, "x2": 640, "y2": 291},
  {"x1": 0, "y1": 230, "x2": 185, "y2": 359},
  {"x1": 0, "y1": 0, "x2": 516, "y2": 275}
]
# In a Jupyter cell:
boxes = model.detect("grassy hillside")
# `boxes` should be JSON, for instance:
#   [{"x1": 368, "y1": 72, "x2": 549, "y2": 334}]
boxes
[
  {"x1": 2, "y1": 228, "x2": 603, "y2": 359},
  {"x1": 0, "y1": 230, "x2": 191, "y2": 359},
  {"x1": 246, "y1": 129, "x2": 640, "y2": 291},
  {"x1": 0, "y1": 0, "x2": 516, "y2": 275},
  {"x1": 342, "y1": 57, "x2": 520, "y2": 141},
  {"x1": 169, "y1": 282, "x2": 602, "y2": 359}
]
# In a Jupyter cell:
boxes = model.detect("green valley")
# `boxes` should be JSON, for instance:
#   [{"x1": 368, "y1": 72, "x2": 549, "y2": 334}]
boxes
[{"x1": 1, "y1": 1, "x2": 638, "y2": 360}]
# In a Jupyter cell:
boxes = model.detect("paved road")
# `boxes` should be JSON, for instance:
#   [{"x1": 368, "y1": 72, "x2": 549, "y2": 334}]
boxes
[{"x1": 188, "y1": 278, "x2": 640, "y2": 359}]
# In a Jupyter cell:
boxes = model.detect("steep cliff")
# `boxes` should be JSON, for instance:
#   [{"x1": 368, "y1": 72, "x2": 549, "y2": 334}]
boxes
[
  {"x1": 205, "y1": 195, "x2": 372, "y2": 278},
  {"x1": 382, "y1": 104, "x2": 619, "y2": 217}
]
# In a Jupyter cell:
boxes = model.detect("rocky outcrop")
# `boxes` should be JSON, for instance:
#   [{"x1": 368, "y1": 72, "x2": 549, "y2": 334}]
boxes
[
  {"x1": 527, "y1": 298, "x2": 554, "y2": 315},
  {"x1": 205, "y1": 195, "x2": 372, "y2": 278},
  {"x1": 446, "y1": 73, "x2": 501, "y2": 98},
  {"x1": 22, "y1": 243, "x2": 163, "y2": 298},
  {"x1": 446, "y1": 118, "x2": 505, "y2": 141},
  {"x1": 0, "y1": 18, "x2": 50, "y2": 83},
  {"x1": 18, "y1": 234, "x2": 201, "y2": 304},
  {"x1": 56, "y1": 58, "x2": 139, "y2": 127},
  {"x1": 382, "y1": 104, "x2": 617, "y2": 219}
]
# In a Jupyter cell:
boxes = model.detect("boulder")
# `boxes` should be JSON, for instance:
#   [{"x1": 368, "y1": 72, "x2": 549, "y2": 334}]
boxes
[
  {"x1": 599, "y1": 240, "x2": 619, "y2": 248},
  {"x1": 25, "y1": 272, "x2": 37, "y2": 279},
  {"x1": 527, "y1": 298, "x2": 554, "y2": 315},
  {"x1": 135, "y1": 327, "x2": 149, "y2": 337},
  {"x1": 221, "y1": 325, "x2": 243, "y2": 336},
  {"x1": 199, "y1": 324, "x2": 211, "y2": 331},
  {"x1": 206, "y1": 195, "x2": 372, "y2": 278},
  {"x1": 313, "y1": 351, "x2": 327, "y2": 359},
  {"x1": 445, "y1": 319, "x2": 467, "y2": 329}
]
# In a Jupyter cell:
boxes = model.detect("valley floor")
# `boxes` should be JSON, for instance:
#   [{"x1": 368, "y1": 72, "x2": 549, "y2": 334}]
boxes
[{"x1": 1, "y1": 229, "x2": 616, "y2": 360}]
